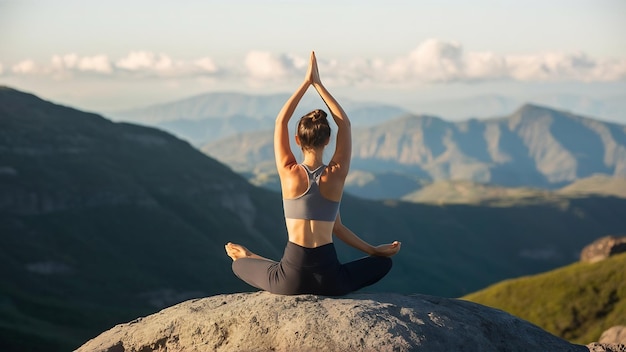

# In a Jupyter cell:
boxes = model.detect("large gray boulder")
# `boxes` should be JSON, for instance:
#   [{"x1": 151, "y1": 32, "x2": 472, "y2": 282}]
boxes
[{"x1": 76, "y1": 292, "x2": 588, "y2": 352}]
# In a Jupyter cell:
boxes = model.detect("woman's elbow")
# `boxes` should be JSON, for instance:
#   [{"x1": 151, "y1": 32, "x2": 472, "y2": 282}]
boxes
[{"x1": 332, "y1": 220, "x2": 344, "y2": 234}]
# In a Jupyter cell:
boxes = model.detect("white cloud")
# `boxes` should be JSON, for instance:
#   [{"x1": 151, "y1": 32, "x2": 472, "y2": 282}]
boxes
[
  {"x1": 5, "y1": 41, "x2": 626, "y2": 86},
  {"x1": 113, "y1": 51, "x2": 221, "y2": 77},
  {"x1": 194, "y1": 57, "x2": 218, "y2": 73},
  {"x1": 12, "y1": 60, "x2": 40, "y2": 74},
  {"x1": 77, "y1": 55, "x2": 112, "y2": 73},
  {"x1": 51, "y1": 53, "x2": 112, "y2": 74},
  {"x1": 116, "y1": 51, "x2": 174, "y2": 72},
  {"x1": 379, "y1": 39, "x2": 626, "y2": 83},
  {"x1": 506, "y1": 52, "x2": 626, "y2": 82},
  {"x1": 244, "y1": 51, "x2": 301, "y2": 82},
  {"x1": 0, "y1": 62, "x2": 3, "y2": 75}
]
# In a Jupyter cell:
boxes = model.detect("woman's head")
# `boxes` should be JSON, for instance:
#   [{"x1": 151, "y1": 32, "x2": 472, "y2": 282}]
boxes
[{"x1": 296, "y1": 109, "x2": 331, "y2": 151}]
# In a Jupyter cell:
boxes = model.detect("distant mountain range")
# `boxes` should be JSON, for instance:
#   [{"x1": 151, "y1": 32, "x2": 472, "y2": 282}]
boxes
[
  {"x1": 109, "y1": 92, "x2": 408, "y2": 146},
  {"x1": 107, "y1": 91, "x2": 626, "y2": 194},
  {"x1": 202, "y1": 103, "x2": 626, "y2": 194},
  {"x1": 414, "y1": 93, "x2": 626, "y2": 123},
  {"x1": 3, "y1": 86, "x2": 626, "y2": 351}
]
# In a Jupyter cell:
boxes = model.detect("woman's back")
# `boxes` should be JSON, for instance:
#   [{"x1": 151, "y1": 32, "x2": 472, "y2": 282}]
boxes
[{"x1": 282, "y1": 162, "x2": 344, "y2": 247}]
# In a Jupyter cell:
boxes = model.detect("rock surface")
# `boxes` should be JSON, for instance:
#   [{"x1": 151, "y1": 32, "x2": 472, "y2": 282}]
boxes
[
  {"x1": 600, "y1": 326, "x2": 626, "y2": 344},
  {"x1": 580, "y1": 236, "x2": 626, "y2": 263},
  {"x1": 587, "y1": 343, "x2": 626, "y2": 352},
  {"x1": 77, "y1": 292, "x2": 588, "y2": 352}
]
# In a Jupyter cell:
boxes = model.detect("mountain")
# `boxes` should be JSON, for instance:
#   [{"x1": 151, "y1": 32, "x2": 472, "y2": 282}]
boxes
[
  {"x1": 3, "y1": 86, "x2": 626, "y2": 351},
  {"x1": 413, "y1": 93, "x2": 626, "y2": 124},
  {"x1": 204, "y1": 104, "x2": 626, "y2": 195},
  {"x1": 463, "y1": 252, "x2": 626, "y2": 344},
  {"x1": 350, "y1": 104, "x2": 626, "y2": 187},
  {"x1": 108, "y1": 92, "x2": 408, "y2": 146},
  {"x1": 0, "y1": 86, "x2": 288, "y2": 351},
  {"x1": 416, "y1": 94, "x2": 522, "y2": 120}
]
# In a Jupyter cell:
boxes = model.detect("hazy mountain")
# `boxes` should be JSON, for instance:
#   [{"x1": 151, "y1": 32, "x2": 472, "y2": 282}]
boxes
[
  {"x1": 205, "y1": 104, "x2": 626, "y2": 195},
  {"x1": 463, "y1": 252, "x2": 626, "y2": 344},
  {"x1": 108, "y1": 92, "x2": 408, "y2": 145},
  {"x1": 351, "y1": 104, "x2": 626, "y2": 187},
  {"x1": 414, "y1": 93, "x2": 626, "y2": 124},
  {"x1": 416, "y1": 94, "x2": 521, "y2": 120},
  {"x1": 3, "y1": 86, "x2": 626, "y2": 351}
]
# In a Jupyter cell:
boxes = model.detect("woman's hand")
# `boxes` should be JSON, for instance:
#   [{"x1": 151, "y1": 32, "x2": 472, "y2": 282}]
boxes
[
  {"x1": 371, "y1": 241, "x2": 401, "y2": 257},
  {"x1": 305, "y1": 51, "x2": 321, "y2": 85}
]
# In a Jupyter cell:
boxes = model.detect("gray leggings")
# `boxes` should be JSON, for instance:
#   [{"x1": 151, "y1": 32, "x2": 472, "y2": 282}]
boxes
[{"x1": 231, "y1": 241, "x2": 392, "y2": 296}]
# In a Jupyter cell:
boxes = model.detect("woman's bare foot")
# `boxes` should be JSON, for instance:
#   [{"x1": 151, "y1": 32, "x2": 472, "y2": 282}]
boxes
[{"x1": 225, "y1": 242, "x2": 252, "y2": 261}]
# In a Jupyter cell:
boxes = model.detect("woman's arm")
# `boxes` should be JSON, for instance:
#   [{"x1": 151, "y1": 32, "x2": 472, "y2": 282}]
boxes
[
  {"x1": 274, "y1": 79, "x2": 310, "y2": 172},
  {"x1": 333, "y1": 212, "x2": 401, "y2": 257},
  {"x1": 309, "y1": 52, "x2": 352, "y2": 177}
]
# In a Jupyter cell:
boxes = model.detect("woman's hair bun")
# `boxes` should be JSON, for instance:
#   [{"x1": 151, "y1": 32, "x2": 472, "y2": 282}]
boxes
[
  {"x1": 297, "y1": 109, "x2": 331, "y2": 150},
  {"x1": 310, "y1": 109, "x2": 327, "y2": 122}
]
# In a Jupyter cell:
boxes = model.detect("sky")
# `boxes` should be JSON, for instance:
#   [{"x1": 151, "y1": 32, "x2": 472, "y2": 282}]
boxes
[{"x1": 1, "y1": 0, "x2": 625, "y2": 120}]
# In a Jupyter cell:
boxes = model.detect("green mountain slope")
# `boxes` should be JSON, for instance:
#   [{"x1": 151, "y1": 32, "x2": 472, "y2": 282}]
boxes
[
  {"x1": 401, "y1": 180, "x2": 549, "y2": 204},
  {"x1": 558, "y1": 174, "x2": 626, "y2": 198},
  {"x1": 463, "y1": 253, "x2": 626, "y2": 344}
]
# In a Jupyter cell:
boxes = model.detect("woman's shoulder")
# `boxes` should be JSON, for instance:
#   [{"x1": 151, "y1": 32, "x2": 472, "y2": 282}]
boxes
[{"x1": 325, "y1": 161, "x2": 349, "y2": 180}]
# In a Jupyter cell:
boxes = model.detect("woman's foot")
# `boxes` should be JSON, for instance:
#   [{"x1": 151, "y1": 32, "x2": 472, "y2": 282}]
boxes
[{"x1": 225, "y1": 242, "x2": 252, "y2": 261}]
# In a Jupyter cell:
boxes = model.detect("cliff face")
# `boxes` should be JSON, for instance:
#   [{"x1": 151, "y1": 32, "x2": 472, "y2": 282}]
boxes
[{"x1": 77, "y1": 292, "x2": 587, "y2": 352}]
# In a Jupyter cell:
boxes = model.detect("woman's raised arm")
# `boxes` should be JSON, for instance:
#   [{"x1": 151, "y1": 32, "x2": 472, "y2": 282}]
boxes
[
  {"x1": 309, "y1": 52, "x2": 352, "y2": 177},
  {"x1": 274, "y1": 77, "x2": 311, "y2": 172}
]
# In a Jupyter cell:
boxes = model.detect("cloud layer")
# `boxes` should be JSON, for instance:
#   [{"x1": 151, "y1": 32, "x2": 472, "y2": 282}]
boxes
[{"x1": 3, "y1": 39, "x2": 625, "y2": 86}]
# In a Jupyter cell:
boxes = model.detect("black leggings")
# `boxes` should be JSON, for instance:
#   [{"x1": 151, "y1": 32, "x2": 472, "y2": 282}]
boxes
[{"x1": 231, "y1": 241, "x2": 392, "y2": 296}]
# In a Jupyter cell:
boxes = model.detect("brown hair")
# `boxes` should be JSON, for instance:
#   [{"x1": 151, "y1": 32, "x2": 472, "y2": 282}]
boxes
[{"x1": 296, "y1": 109, "x2": 331, "y2": 150}]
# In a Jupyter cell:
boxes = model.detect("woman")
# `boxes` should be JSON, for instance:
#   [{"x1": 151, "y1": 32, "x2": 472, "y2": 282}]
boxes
[{"x1": 225, "y1": 51, "x2": 401, "y2": 296}]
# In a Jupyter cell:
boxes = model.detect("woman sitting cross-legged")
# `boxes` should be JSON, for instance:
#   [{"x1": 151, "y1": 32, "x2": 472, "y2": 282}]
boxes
[{"x1": 225, "y1": 51, "x2": 401, "y2": 296}]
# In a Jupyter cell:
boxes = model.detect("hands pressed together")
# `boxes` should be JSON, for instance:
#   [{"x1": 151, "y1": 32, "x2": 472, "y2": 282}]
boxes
[{"x1": 305, "y1": 51, "x2": 322, "y2": 86}]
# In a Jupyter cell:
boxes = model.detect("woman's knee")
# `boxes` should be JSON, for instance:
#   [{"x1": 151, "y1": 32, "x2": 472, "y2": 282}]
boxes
[{"x1": 378, "y1": 256, "x2": 393, "y2": 275}]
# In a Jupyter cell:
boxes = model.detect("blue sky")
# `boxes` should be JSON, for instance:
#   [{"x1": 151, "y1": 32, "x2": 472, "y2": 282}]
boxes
[{"x1": 1, "y1": 0, "x2": 625, "y2": 119}]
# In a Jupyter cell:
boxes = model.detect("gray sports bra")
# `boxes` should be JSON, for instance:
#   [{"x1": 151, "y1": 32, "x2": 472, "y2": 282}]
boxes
[{"x1": 283, "y1": 164, "x2": 340, "y2": 222}]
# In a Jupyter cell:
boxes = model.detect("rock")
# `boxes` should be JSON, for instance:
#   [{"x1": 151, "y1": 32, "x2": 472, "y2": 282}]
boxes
[
  {"x1": 76, "y1": 292, "x2": 588, "y2": 352},
  {"x1": 580, "y1": 236, "x2": 626, "y2": 263},
  {"x1": 600, "y1": 326, "x2": 626, "y2": 344},
  {"x1": 587, "y1": 342, "x2": 626, "y2": 352}
]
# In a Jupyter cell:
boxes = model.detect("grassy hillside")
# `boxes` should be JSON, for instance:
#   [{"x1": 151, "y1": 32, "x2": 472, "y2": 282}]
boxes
[
  {"x1": 463, "y1": 253, "x2": 626, "y2": 344},
  {"x1": 401, "y1": 180, "x2": 548, "y2": 204},
  {"x1": 558, "y1": 174, "x2": 626, "y2": 198}
]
